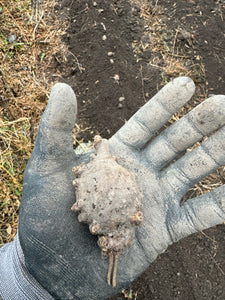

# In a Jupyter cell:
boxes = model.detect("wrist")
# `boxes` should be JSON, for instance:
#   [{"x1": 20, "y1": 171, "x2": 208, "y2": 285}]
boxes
[{"x1": 0, "y1": 234, "x2": 54, "y2": 300}]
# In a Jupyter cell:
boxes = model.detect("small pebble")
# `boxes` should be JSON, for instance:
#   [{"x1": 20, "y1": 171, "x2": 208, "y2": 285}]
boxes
[
  {"x1": 101, "y1": 22, "x2": 106, "y2": 31},
  {"x1": 113, "y1": 74, "x2": 120, "y2": 81},
  {"x1": 8, "y1": 34, "x2": 17, "y2": 43},
  {"x1": 110, "y1": 59, "x2": 114, "y2": 64},
  {"x1": 107, "y1": 52, "x2": 114, "y2": 56},
  {"x1": 119, "y1": 97, "x2": 125, "y2": 102},
  {"x1": 178, "y1": 29, "x2": 191, "y2": 41},
  {"x1": 102, "y1": 35, "x2": 107, "y2": 41}
]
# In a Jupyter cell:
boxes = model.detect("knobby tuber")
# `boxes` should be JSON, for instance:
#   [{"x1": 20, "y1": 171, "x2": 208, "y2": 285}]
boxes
[{"x1": 71, "y1": 135, "x2": 143, "y2": 287}]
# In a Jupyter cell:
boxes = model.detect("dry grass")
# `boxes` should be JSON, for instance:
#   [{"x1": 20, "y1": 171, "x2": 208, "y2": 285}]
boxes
[
  {"x1": 0, "y1": 0, "x2": 68, "y2": 244},
  {"x1": 0, "y1": 117, "x2": 31, "y2": 244},
  {"x1": 0, "y1": 0, "x2": 67, "y2": 120}
]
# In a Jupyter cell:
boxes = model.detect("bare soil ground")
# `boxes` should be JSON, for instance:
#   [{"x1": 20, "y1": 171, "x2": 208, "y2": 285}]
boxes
[{"x1": 1, "y1": 0, "x2": 225, "y2": 299}]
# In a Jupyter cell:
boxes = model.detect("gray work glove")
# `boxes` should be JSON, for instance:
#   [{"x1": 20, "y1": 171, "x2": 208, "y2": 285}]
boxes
[{"x1": 14, "y1": 77, "x2": 225, "y2": 299}]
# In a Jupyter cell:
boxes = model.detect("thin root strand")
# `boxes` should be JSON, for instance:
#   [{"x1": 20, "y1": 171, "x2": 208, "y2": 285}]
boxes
[
  {"x1": 107, "y1": 253, "x2": 119, "y2": 287},
  {"x1": 112, "y1": 254, "x2": 118, "y2": 288},
  {"x1": 107, "y1": 252, "x2": 114, "y2": 286}
]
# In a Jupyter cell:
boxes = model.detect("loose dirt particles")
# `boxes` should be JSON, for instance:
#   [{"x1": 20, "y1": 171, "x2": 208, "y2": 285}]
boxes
[{"x1": 54, "y1": 0, "x2": 225, "y2": 299}]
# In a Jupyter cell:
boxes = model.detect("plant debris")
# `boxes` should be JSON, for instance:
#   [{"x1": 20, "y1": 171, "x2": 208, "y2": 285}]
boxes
[{"x1": 0, "y1": 0, "x2": 69, "y2": 244}]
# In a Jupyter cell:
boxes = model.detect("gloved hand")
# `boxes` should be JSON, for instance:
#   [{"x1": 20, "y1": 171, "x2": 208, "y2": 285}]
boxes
[{"x1": 4, "y1": 77, "x2": 225, "y2": 299}]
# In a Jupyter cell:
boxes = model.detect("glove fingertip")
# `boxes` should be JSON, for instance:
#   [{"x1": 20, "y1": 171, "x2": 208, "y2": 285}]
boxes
[{"x1": 43, "y1": 82, "x2": 77, "y2": 130}]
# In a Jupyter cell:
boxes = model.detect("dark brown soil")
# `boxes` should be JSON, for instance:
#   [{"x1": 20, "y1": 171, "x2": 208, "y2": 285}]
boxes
[
  {"x1": 55, "y1": 0, "x2": 225, "y2": 299},
  {"x1": 55, "y1": 0, "x2": 161, "y2": 140},
  {"x1": 163, "y1": 0, "x2": 225, "y2": 95}
]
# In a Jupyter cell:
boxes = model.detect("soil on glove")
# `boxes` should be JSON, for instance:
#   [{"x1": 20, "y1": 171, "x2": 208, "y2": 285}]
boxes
[{"x1": 55, "y1": 0, "x2": 225, "y2": 299}]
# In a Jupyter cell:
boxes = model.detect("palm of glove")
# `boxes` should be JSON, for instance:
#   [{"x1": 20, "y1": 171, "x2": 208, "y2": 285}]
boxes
[{"x1": 18, "y1": 77, "x2": 225, "y2": 299}]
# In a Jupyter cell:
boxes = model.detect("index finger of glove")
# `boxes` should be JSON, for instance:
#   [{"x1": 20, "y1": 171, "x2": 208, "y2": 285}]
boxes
[
  {"x1": 112, "y1": 77, "x2": 195, "y2": 149},
  {"x1": 29, "y1": 83, "x2": 77, "y2": 170}
]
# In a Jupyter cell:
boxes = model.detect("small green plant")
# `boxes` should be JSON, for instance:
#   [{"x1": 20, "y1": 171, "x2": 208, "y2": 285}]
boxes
[
  {"x1": 14, "y1": 42, "x2": 24, "y2": 49},
  {"x1": 8, "y1": 51, "x2": 15, "y2": 58},
  {"x1": 40, "y1": 52, "x2": 46, "y2": 61},
  {"x1": 122, "y1": 288, "x2": 138, "y2": 299},
  {"x1": 162, "y1": 74, "x2": 169, "y2": 84}
]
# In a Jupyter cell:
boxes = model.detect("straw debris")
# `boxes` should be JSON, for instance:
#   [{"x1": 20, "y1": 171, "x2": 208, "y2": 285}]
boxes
[{"x1": 0, "y1": 0, "x2": 69, "y2": 244}]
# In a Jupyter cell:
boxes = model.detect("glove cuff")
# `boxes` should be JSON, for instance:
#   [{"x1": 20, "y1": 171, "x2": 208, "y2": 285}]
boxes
[{"x1": 0, "y1": 234, "x2": 54, "y2": 300}]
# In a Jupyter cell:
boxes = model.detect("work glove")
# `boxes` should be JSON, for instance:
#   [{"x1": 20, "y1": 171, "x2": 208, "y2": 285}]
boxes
[{"x1": 1, "y1": 77, "x2": 225, "y2": 300}]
